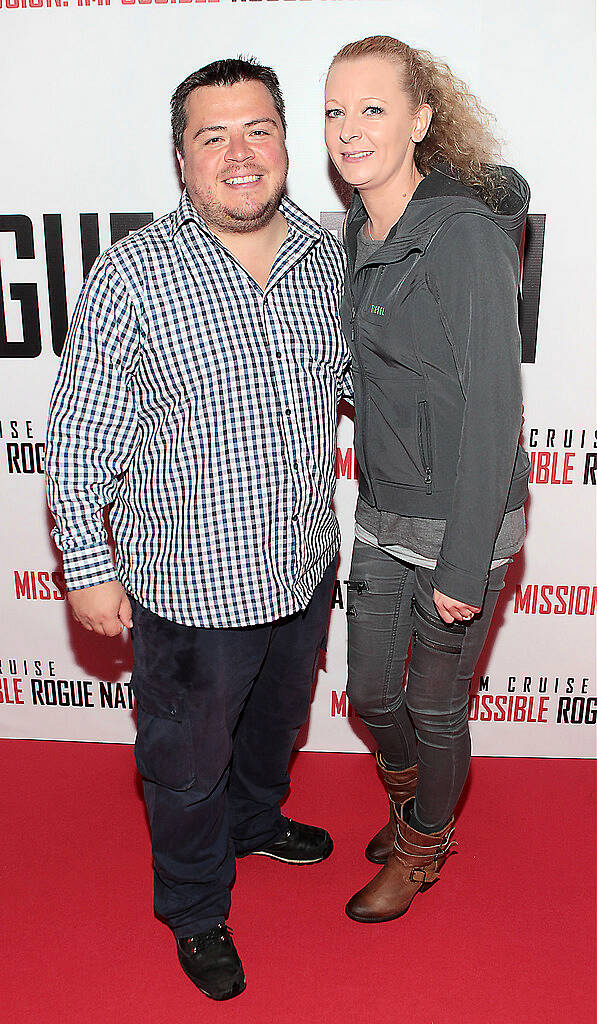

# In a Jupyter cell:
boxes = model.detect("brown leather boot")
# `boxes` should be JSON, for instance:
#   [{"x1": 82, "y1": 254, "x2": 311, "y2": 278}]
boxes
[
  {"x1": 364, "y1": 752, "x2": 418, "y2": 864},
  {"x1": 346, "y1": 799, "x2": 456, "y2": 923}
]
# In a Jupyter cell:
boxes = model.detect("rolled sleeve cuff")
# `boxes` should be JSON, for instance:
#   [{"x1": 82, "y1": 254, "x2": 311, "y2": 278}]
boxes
[
  {"x1": 61, "y1": 545, "x2": 119, "y2": 592},
  {"x1": 431, "y1": 555, "x2": 489, "y2": 609}
]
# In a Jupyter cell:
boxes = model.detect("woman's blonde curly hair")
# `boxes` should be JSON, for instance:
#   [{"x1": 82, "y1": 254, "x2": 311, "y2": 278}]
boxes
[{"x1": 329, "y1": 36, "x2": 506, "y2": 208}]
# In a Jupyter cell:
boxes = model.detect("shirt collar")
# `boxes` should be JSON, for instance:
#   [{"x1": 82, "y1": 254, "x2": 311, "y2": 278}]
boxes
[{"x1": 170, "y1": 189, "x2": 323, "y2": 244}]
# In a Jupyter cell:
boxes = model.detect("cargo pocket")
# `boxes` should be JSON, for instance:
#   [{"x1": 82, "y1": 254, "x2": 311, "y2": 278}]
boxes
[
  {"x1": 411, "y1": 596, "x2": 465, "y2": 656},
  {"x1": 134, "y1": 685, "x2": 196, "y2": 792}
]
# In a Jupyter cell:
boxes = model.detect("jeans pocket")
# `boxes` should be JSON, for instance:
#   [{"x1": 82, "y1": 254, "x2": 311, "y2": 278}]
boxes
[{"x1": 134, "y1": 683, "x2": 196, "y2": 791}]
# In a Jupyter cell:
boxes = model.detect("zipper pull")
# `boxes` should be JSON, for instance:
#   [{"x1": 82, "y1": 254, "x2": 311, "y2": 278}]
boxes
[
  {"x1": 347, "y1": 580, "x2": 369, "y2": 595},
  {"x1": 425, "y1": 468, "x2": 433, "y2": 494}
]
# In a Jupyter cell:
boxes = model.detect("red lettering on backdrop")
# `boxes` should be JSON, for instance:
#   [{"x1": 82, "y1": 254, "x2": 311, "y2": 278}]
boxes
[
  {"x1": 513, "y1": 585, "x2": 596, "y2": 615},
  {"x1": 562, "y1": 452, "x2": 574, "y2": 483},
  {"x1": 469, "y1": 694, "x2": 550, "y2": 723},
  {"x1": 529, "y1": 450, "x2": 576, "y2": 483},
  {"x1": 0, "y1": 679, "x2": 25, "y2": 705}
]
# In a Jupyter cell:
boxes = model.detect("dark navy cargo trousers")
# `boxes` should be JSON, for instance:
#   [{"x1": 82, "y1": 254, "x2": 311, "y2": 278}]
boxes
[{"x1": 129, "y1": 559, "x2": 336, "y2": 938}]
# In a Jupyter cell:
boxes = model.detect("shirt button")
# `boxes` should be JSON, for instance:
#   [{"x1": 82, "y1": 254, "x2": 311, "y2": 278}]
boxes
[
  {"x1": 285, "y1": 407, "x2": 291, "y2": 416},
  {"x1": 293, "y1": 461, "x2": 299, "y2": 470},
  {"x1": 275, "y1": 350, "x2": 282, "y2": 358},
  {"x1": 169, "y1": 705, "x2": 177, "y2": 717},
  {"x1": 292, "y1": 514, "x2": 299, "y2": 522}
]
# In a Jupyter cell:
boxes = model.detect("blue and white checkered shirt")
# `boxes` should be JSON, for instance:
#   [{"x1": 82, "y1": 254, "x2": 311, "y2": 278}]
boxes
[{"x1": 46, "y1": 191, "x2": 350, "y2": 627}]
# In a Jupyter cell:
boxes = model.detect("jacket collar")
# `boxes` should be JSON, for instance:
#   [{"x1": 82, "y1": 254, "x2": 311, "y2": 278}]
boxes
[
  {"x1": 345, "y1": 163, "x2": 530, "y2": 270},
  {"x1": 344, "y1": 185, "x2": 431, "y2": 269}
]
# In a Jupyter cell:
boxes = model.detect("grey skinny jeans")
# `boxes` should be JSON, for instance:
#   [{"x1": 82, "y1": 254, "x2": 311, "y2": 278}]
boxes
[{"x1": 347, "y1": 539, "x2": 509, "y2": 831}]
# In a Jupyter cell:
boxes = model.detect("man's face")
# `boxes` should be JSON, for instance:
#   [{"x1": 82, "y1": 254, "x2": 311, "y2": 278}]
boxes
[{"x1": 177, "y1": 80, "x2": 289, "y2": 234}]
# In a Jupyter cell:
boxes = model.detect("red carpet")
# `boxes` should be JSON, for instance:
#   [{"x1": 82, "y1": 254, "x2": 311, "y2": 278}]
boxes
[{"x1": 1, "y1": 740, "x2": 595, "y2": 1024}]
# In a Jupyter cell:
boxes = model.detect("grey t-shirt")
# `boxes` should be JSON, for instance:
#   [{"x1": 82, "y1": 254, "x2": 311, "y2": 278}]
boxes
[{"x1": 353, "y1": 224, "x2": 526, "y2": 566}]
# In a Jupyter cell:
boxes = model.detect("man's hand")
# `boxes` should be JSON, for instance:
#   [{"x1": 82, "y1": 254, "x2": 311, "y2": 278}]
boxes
[
  {"x1": 433, "y1": 588, "x2": 481, "y2": 625},
  {"x1": 67, "y1": 580, "x2": 133, "y2": 636}
]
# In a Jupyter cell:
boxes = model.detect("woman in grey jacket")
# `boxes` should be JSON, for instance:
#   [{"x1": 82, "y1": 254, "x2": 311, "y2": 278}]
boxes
[{"x1": 325, "y1": 35, "x2": 530, "y2": 922}]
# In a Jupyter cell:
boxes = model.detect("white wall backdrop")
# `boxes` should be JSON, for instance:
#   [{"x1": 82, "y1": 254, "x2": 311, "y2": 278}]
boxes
[{"x1": 0, "y1": 0, "x2": 595, "y2": 757}]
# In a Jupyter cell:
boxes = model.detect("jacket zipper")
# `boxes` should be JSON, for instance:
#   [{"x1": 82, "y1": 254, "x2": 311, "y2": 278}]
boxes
[
  {"x1": 351, "y1": 248, "x2": 423, "y2": 506},
  {"x1": 350, "y1": 307, "x2": 375, "y2": 503},
  {"x1": 417, "y1": 400, "x2": 433, "y2": 494}
]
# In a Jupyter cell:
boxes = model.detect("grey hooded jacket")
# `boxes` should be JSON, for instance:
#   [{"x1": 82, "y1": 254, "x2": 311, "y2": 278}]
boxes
[{"x1": 341, "y1": 164, "x2": 531, "y2": 607}]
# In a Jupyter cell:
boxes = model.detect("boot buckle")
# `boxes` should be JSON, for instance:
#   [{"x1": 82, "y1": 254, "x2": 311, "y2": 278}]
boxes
[{"x1": 410, "y1": 867, "x2": 428, "y2": 884}]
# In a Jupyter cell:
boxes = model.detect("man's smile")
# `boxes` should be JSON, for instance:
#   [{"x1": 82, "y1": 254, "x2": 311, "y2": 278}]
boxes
[{"x1": 222, "y1": 174, "x2": 264, "y2": 186}]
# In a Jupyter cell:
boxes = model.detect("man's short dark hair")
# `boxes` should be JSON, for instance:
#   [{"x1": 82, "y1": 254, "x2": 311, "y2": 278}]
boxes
[{"x1": 171, "y1": 56, "x2": 287, "y2": 154}]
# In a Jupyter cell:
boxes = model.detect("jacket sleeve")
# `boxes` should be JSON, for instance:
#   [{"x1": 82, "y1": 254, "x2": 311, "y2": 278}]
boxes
[
  {"x1": 426, "y1": 213, "x2": 524, "y2": 607},
  {"x1": 45, "y1": 255, "x2": 140, "y2": 591}
]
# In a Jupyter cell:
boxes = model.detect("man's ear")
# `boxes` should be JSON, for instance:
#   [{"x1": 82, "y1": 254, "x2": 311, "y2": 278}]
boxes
[{"x1": 176, "y1": 149, "x2": 185, "y2": 184}]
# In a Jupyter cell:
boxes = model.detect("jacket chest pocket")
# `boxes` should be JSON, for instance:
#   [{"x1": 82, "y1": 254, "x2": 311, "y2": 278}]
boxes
[{"x1": 356, "y1": 253, "x2": 422, "y2": 327}]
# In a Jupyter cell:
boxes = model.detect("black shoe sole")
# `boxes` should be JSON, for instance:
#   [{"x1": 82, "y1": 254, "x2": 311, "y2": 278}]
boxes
[
  {"x1": 345, "y1": 905, "x2": 411, "y2": 923},
  {"x1": 237, "y1": 837, "x2": 333, "y2": 864},
  {"x1": 242, "y1": 849, "x2": 331, "y2": 864}
]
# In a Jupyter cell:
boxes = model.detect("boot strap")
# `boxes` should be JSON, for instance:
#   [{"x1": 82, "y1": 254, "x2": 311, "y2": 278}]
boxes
[
  {"x1": 395, "y1": 821, "x2": 456, "y2": 855},
  {"x1": 410, "y1": 866, "x2": 438, "y2": 884}
]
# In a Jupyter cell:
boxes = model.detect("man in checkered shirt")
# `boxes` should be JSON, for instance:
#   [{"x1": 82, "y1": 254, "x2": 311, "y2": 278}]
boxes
[{"x1": 46, "y1": 57, "x2": 350, "y2": 1001}]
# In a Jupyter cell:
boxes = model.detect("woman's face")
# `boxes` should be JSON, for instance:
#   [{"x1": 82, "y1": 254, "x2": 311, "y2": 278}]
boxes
[{"x1": 324, "y1": 56, "x2": 430, "y2": 191}]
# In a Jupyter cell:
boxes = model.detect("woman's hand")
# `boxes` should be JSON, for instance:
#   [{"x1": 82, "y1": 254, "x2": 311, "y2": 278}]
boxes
[{"x1": 433, "y1": 589, "x2": 481, "y2": 625}]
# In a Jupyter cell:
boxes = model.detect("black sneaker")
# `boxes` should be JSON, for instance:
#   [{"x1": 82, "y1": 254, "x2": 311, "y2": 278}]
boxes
[
  {"x1": 176, "y1": 924, "x2": 246, "y2": 1001},
  {"x1": 237, "y1": 818, "x2": 333, "y2": 864}
]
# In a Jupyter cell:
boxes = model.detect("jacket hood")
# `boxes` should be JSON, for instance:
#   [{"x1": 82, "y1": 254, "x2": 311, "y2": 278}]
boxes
[{"x1": 345, "y1": 162, "x2": 530, "y2": 267}]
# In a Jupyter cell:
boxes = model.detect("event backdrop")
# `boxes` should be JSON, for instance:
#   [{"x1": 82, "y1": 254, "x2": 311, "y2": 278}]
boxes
[{"x1": 1, "y1": 0, "x2": 595, "y2": 757}]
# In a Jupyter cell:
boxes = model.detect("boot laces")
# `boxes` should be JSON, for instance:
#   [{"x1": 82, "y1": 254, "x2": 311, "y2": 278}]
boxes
[{"x1": 183, "y1": 923, "x2": 233, "y2": 955}]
